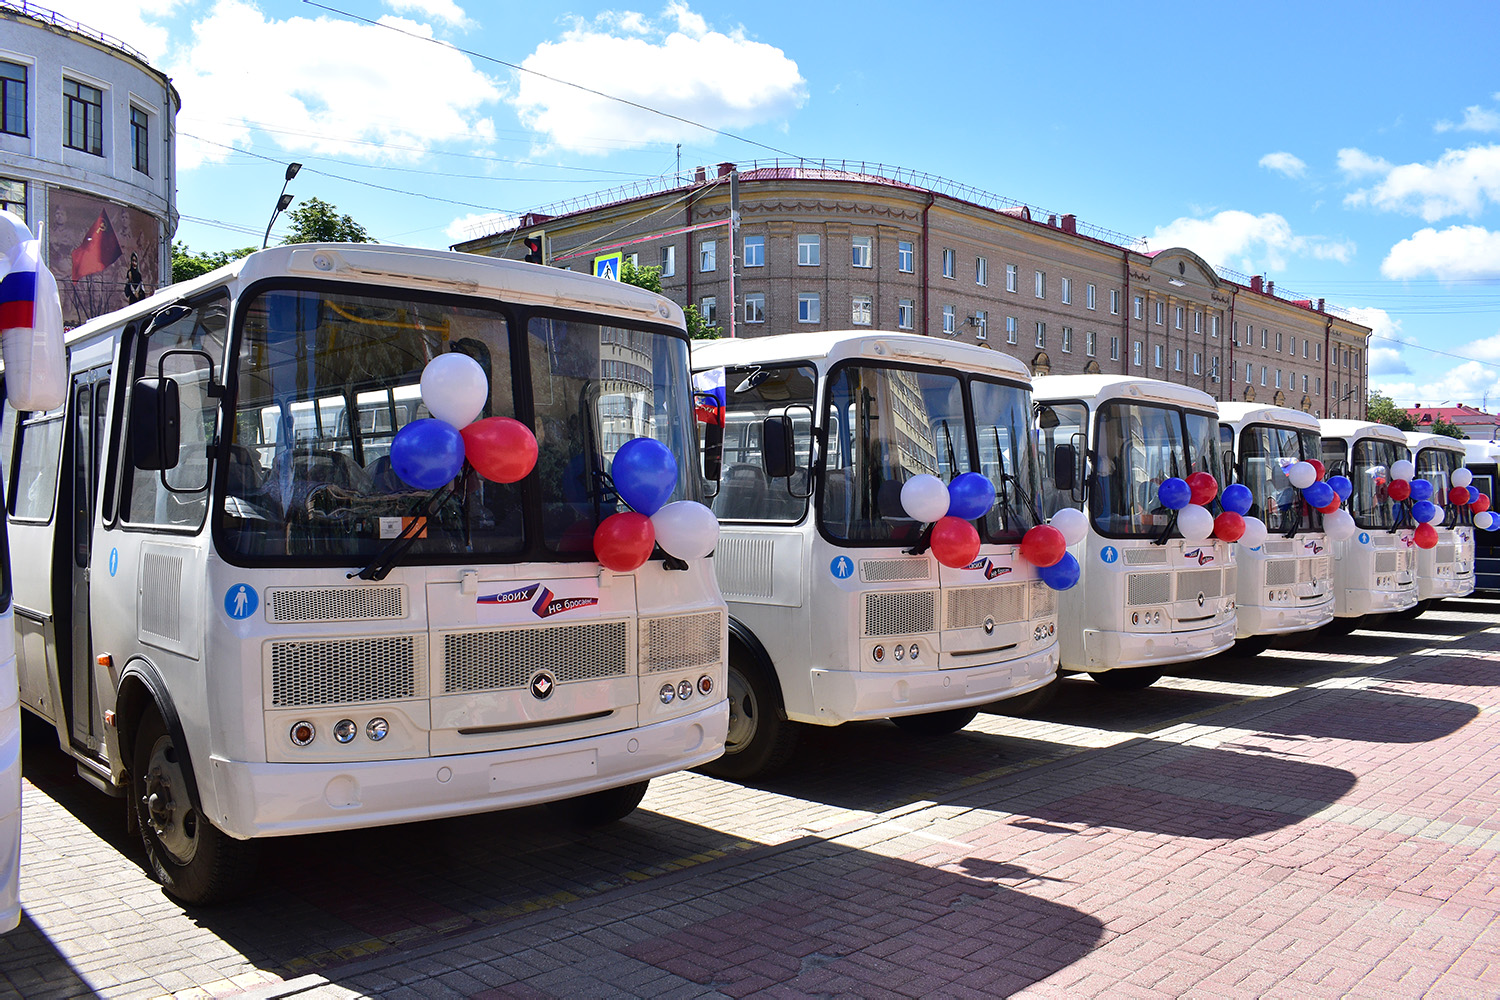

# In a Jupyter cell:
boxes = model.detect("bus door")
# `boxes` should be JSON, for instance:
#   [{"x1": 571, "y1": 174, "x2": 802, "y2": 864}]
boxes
[{"x1": 64, "y1": 368, "x2": 110, "y2": 757}]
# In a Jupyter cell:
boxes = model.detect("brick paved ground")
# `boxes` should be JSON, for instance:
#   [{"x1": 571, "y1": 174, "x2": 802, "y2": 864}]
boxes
[{"x1": 1, "y1": 598, "x2": 1498, "y2": 998}]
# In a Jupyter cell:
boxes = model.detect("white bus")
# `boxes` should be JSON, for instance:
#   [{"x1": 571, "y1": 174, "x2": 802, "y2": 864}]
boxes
[
  {"x1": 1401, "y1": 430, "x2": 1476, "y2": 612},
  {"x1": 1318, "y1": 419, "x2": 1418, "y2": 628},
  {"x1": 1461, "y1": 437, "x2": 1500, "y2": 591},
  {"x1": 1032, "y1": 376, "x2": 1237, "y2": 689},
  {"x1": 690, "y1": 332, "x2": 1059, "y2": 779},
  {"x1": 0, "y1": 244, "x2": 729, "y2": 904},
  {"x1": 1217, "y1": 403, "x2": 1334, "y2": 646}
]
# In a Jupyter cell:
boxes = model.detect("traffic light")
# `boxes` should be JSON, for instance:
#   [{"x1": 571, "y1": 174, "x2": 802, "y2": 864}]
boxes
[{"x1": 523, "y1": 231, "x2": 545, "y2": 264}]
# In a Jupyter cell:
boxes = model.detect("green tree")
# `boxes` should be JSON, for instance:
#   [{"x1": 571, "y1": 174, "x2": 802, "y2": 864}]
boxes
[
  {"x1": 1366, "y1": 390, "x2": 1417, "y2": 431},
  {"x1": 171, "y1": 241, "x2": 255, "y2": 283},
  {"x1": 281, "y1": 197, "x2": 372, "y2": 245},
  {"x1": 620, "y1": 259, "x2": 719, "y2": 340},
  {"x1": 1428, "y1": 415, "x2": 1466, "y2": 439}
]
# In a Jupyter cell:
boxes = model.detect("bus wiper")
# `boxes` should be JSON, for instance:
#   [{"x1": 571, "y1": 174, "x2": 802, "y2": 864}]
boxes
[
  {"x1": 350, "y1": 478, "x2": 463, "y2": 581},
  {"x1": 940, "y1": 420, "x2": 957, "y2": 475},
  {"x1": 1153, "y1": 508, "x2": 1177, "y2": 546}
]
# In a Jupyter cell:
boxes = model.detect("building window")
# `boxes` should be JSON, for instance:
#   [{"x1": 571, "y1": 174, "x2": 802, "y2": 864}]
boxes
[
  {"x1": 942, "y1": 248, "x2": 955, "y2": 278},
  {"x1": 661, "y1": 245, "x2": 676, "y2": 276},
  {"x1": 1261, "y1": 328, "x2": 1268, "y2": 349},
  {"x1": 1086, "y1": 283, "x2": 1096, "y2": 310},
  {"x1": 976, "y1": 256, "x2": 987, "y2": 286},
  {"x1": 1174, "y1": 348, "x2": 1183, "y2": 371},
  {"x1": 1154, "y1": 345, "x2": 1165, "y2": 368},
  {"x1": 1212, "y1": 315, "x2": 1220, "y2": 339},
  {"x1": 1315, "y1": 377, "x2": 1321, "y2": 394},
  {"x1": 1275, "y1": 369, "x2": 1282, "y2": 389},
  {"x1": 1261, "y1": 366, "x2": 1267, "y2": 386},
  {"x1": 1303, "y1": 373, "x2": 1309, "y2": 391},
  {"x1": 1173, "y1": 305, "x2": 1183, "y2": 330},
  {"x1": 1006, "y1": 264, "x2": 1018, "y2": 292},
  {"x1": 130, "y1": 106, "x2": 149, "y2": 174},
  {"x1": 1155, "y1": 300, "x2": 1165, "y2": 326},
  {"x1": 1276, "y1": 332, "x2": 1283, "y2": 352},
  {"x1": 1290, "y1": 335, "x2": 1297, "y2": 355},
  {"x1": 743, "y1": 235, "x2": 764, "y2": 268},
  {"x1": 1133, "y1": 341, "x2": 1143, "y2": 366},
  {"x1": 942, "y1": 305, "x2": 956, "y2": 334},
  {"x1": 1086, "y1": 330, "x2": 1097, "y2": 356},
  {"x1": 700, "y1": 240, "x2": 716, "y2": 272},
  {"x1": 626, "y1": 252, "x2": 639, "y2": 268},
  {"x1": 744, "y1": 292, "x2": 765, "y2": 324},
  {"x1": 1245, "y1": 362, "x2": 1253, "y2": 383},
  {"x1": 1192, "y1": 352, "x2": 1201, "y2": 375},
  {"x1": 701, "y1": 296, "x2": 717, "y2": 327},
  {"x1": 1133, "y1": 295, "x2": 1144, "y2": 320},
  {"x1": 898, "y1": 241, "x2": 914, "y2": 273},
  {"x1": 798, "y1": 234, "x2": 820, "y2": 266},
  {"x1": 1109, "y1": 336, "x2": 1120, "y2": 362},
  {"x1": 1061, "y1": 277, "x2": 1072, "y2": 304},
  {"x1": 1035, "y1": 322, "x2": 1046, "y2": 348},
  {"x1": 852, "y1": 295, "x2": 872, "y2": 326},
  {"x1": 1110, "y1": 289, "x2": 1120, "y2": 315},
  {"x1": 851, "y1": 235, "x2": 872, "y2": 268},
  {"x1": 63, "y1": 78, "x2": 104, "y2": 155},
  {"x1": 898, "y1": 298, "x2": 915, "y2": 329},
  {"x1": 1006, "y1": 316, "x2": 1017, "y2": 344},
  {"x1": 1061, "y1": 327, "x2": 1072, "y2": 353},
  {"x1": 0, "y1": 177, "x2": 23, "y2": 220},
  {"x1": 798, "y1": 292, "x2": 820, "y2": 323},
  {"x1": 1315, "y1": 343, "x2": 1321, "y2": 362},
  {"x1": 1, "y1": 61, "x2": 27, "y2": 137},
  {"x1": 1303, "y1": 340, "x2": 1309, "y2": 358},
  {"x1": 975, "y1": 311, "x2": 988, "y2": 340},
  {"x1": 1211, "y1": 356, "x2": 1220, "y2": 380},
  {"x1": 1035, "y1": 271, "x2": 1046, "y2": 299}
]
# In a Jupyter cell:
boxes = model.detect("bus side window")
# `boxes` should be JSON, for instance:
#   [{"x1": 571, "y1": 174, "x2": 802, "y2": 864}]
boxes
[{"x1": 11, "y1": 403, "x2": 64, "y2": 522}]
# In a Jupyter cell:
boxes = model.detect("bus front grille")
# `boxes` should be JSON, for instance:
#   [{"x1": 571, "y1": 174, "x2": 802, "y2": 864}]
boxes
[
  {"x1": 640, "y1": 611, "x2": 724, "y2": 673},
  {"x1": 1126, "y1": 573, "x2": 1172, "y2": 606},
  {"x1": 267, "y1": 585, "x2": 404, "y2": 623},
  {"x1": 945, "y1": 583, "x2": 1027, "y2": 630},
  {"x1": 864, "y1": 591, "x2": 936, "y2": 636},
  {"x1": 1177, "y1": 569, "x2": 1222, "y2": 601},
  {"x1": 443, "y1": 621, "x2": 630, "y2": 693},
  {"x1": 1266, "y1": 560, "x2": 1298, "y2": 587},
  {"x1": 270, "y1": 635, "x2": 425, "y2": 707}
]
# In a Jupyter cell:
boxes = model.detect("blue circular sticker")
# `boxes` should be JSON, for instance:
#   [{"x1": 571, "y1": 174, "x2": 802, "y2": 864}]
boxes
[
  {"x1": 1100, "y1": 546, "x2": 1119, "y2": 564},
  {"x1": 830, "y1": 555, "x2": 855, "y2": 580},
  {"x1": 108, "y1": 548, "x2": 119, "y2": 577},
  {"x1": 1358, "y1": 532, "x2": 1370, "y2": 545},
  {"x1": 225, "y1": 584, "x2": 259, "y2": 620}
]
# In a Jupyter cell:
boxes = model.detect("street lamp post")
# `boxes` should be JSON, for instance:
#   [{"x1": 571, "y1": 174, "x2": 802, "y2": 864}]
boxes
[{"x1": 262, "y1": 162, "x2": 302, "y2": 249}]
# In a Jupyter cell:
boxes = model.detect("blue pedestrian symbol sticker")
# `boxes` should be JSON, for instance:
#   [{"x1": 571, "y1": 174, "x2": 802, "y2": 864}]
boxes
[
  {"x1": 225, "y1": 584, "x2": 258, "y2": 620},
  {"x1": 1358, "y1": 532, "x2": 1370, "y2": 545},
  {"x1": 108, "y1": 548, "x2": 119, "y2": 577},
  {"x1": 830, "y1": 556, "x2": 855, "y2": 580},
  {"x1": 1101, "y1": 546, "x2": 1119, "y2": 564}
]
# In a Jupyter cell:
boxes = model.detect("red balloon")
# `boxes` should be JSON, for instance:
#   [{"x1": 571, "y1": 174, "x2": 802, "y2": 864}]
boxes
[
  {"x1": 1449, "y1": 486, "x2": 1471, "y2": 505},
  {"x1": 1018, "y1": 524, "x2": 1067, "y2": 568},
  {"x1": 1186, "y1": 472, "x2": 1219, "y2": 506},
  {"x1": 1308, "y1": 459, "x2": 1326, "y2": 481},
  {"x1": 1413, "y1": 522, "x2": 1438, "y2": 549},
  {"x1": 1473, "y1": 495, "x2": 1492, "y2": 513},
  {"x1": 1317, "y1": 497, "x2": 1341, "y2": 513},
  {"x1": 1212, "y1": 511, "x2": 1246, "y2": 542},
  {"x1": 1386, "y1": 479, "x2": 1411, "y2": 501},
  {"x1": 930, "y1": 516, "x2": 981, "y2": 570},
  {"x1": 461, "y1": 417, "x2": 539, "y2": 484},
  {"x1": 593, "y1": 512, "x2": 656, "y2": 571}
]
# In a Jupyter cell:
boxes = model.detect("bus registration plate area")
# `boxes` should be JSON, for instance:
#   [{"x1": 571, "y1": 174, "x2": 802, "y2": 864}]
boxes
[{"x1": 488, "y1": 748, "x2": 598, "y2": 792}]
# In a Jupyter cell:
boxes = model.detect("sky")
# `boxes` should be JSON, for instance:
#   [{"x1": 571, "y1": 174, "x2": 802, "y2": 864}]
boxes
[{"x1": 42, "y1": 0, "x2": 1500, "y2": 413}]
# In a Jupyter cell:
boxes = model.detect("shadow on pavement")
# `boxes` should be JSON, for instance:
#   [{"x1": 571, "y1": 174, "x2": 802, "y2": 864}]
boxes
[
  {"x1": 1399, "y1": 655, "x2": 1500, "y2": 687},
  {"x1": 1244, "y1": 688, "x2": 1479, "y2": 744},
  {"x1": 1430, "y1": 598, "x2": 1500, "y2": 615},
  {"x1": 1374, "y1": 617, "x2": 1483, "y2": 637}
]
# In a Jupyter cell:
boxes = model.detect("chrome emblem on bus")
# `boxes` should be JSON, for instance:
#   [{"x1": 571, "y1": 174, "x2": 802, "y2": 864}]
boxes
[
  {"x1": 530, "y1": 672, "x2": 556, "y2": 700},
  {"x1": 983, "y1": 616, "x2": 996, "y2": 635}
]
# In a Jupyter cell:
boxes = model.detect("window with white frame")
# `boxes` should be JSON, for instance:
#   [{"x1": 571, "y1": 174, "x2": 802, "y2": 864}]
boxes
[
  {"x1": 1275, "y1": 369, "x2": 1282, "y2": 389},
  {"x1": 1315, "y1": 343, "x2": 1321, "y2": 362},
  {"x1": 1087, "y1": 283, "x2": 1096, "y2": 310},
  {"x1": 1154, "y1": 344, "x2": 1164, "y2": 368},
  {"x1": 1006, "y1": 316, "x2": 1017, "y2": 344},
  {"x1": 1155, "y1": 300, "x2": 1165, "y2": 326},
  {"x1": 1261, "y1": 366, "x2": 1267, "y2": 386},
  {"x1": 852, "y1": 295, "x2": 872, "y2": 326},
  {"x1": 1290, "y1": 336, "x2": 1296, "y2": 355},
  {"x1": 1175, "y1": 305, "x2": 1184, "y2": 329},
  {"x1": 942, "y1": 248, "x2": 955, "y2": 278},
  {"x1": 1210, "y1": 356, "x2": 1219, "y2": 379},
  {"x1": 626, "y1": 252, "x2": 639, "y2": 267},
  {"x1": 1303, "y1": 373, "x2": 1309, "y2": 391},
  {"x1": 898, "y1": 298, "x2": 915, "y2": 329},
  {"x1": 1035, "y1": 270, "x2": 1046, "y2": 299},
  {"x1": 898, "y1": 241, "x2": 914, "y2": 273},
  {"x1": 798, "y1": 234, "x2": 820, "y2": 266},
  {"x1": 1006, "y1": 264, "x2": 1018, "y2": 292},
  {"x1": 1061, "y1": 277, "x2": 1072, "y2": 304},
  {"x1": 743, "y1": 235, "x2": 765, "y2": 267},
  {"x1": 1211, "y1": 315, "x2": 1220, "y2": 338},
  {"x1": 1133, "y1": 341, "x2": 1143, "y2": 366},
  {"x1": 1276, "y1": 332, "x2": 1283, "y2": 352},
  {"x1": 744, "y1": 292, "x2": 765, "y2": 323},
  {"x1": 1192, "y1": 352, "x2": 1201, "y2": 375},
  {"x1": 662, "y1": 245, "x2": 676, "y2": 276},
  {"x1": 700, "y1": 240, "x2": 716, "y2": 272},
  {"x1": 1035, "y1": 321, "x2": 1046, "y2": 348},
  {"x1": 942, "y1": 305, "x2": 956, "y2": 334},
  {"x1": 1110, "y1": 289, "x2": 1120, "y2": 314},
  {"x1": 1193, "y1": 311, "x2": 1202, "y2": 334},
  {"x1": 1315, "y1": 376, "x2": 1321, "y2": 394},
  {"x1": 701, "y1": 296, "x2": 717, "y2": 326},
  {"x1": 851, "y1": 235, "x2": 872, "y2": 268},
  {"x1": 975, "y1": 310, "x2": 987, "y2": 340},
  {"x1": 0, "y1": 178, "x2": 24, "y2": 220},
  {"x1": 1110, "y1": 336, "x2": 1120, "y2": 361},
  {"x1": 1134, "y1": 295, "x2": 1144, "y2": 320},
  {"x1": 1174, "y1": 348, "x2": 1183, "y2": 371},
  {"x1": 1061, "y1": 327, "x2": 1072, "y2": 353},
  {"x1": 1303, "y1": 340, "x2": 1308, "y2": 358},
  {"x1": 1245, "y1": 362, "x2": 1253, "y2": 383},
  {"x1": 976, "y1": 256, "x2": 987, "y2": 286},
  {"x1": 1261, "y1": 328, "x2": 1268, "y2": 349},
  {"x1": 1086, "y1": 330, "x2": 1097, "y2": 356},
  {"x1": 798, "y1": 292, "x2": 820, "y2": 323}
]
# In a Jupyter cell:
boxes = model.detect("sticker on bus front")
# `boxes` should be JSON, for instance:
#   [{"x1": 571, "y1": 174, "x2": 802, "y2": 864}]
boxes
[{"x1": 225, "y1": 584, "x2": 258, "y2": 620}]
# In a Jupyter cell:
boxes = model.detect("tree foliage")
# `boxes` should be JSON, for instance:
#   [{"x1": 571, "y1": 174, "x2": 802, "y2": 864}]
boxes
[
  {"x1": 1366, "y1": 391, "x2": 1417, "y2": 431},
  {"x1": 1427, "y1": 416, "x2": 1466, "y2": 439},
  {"x1": 281, "y1": 197, "x2": 372, "y2": 245},
  {"x1": 620, "y1": 259, "x2": 719, "y2": 340},
  {"x1": 171, "y1": 242, "x2": 254, "y2": 284}
]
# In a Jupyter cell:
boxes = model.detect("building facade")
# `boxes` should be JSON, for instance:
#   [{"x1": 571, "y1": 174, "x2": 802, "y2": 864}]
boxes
[
  {"x1": 456, "y1": 162, "x2": 1370, "y2": 419},
  {"x1": 1, "y1": 2, "x2": 179, "y2": 329}
]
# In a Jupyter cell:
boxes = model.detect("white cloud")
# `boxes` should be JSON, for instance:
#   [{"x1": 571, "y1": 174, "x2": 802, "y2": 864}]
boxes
[
  {"x1": 1150, "y1": 210, "x2": 1354, "y2": 273},
  {"x1": 446, "y1": 211, "x2": 521, "y2": 243},
  {"x1": 1341, "y1": 306, "x2": 1408, "y2": 375},
  {"x1": 1259, "y1": 152, "x2": 1306, "y2": 178},
  {"x1": 44, "y1": 0, "x2": 189, "y2": 63},
  {"x1": 383, "y1": 0, "x2": 472, "y2": 28},
  {"x1": 1434, "y1": 104, "x2": 1500, "y2": 134},
  {"x1": 512, "y1": 5, "x2": 807, "y2": 154},
  {"x1": 1342, "y1": 144, "x2": 1500, "y2": 221},
  {"x1": 168, "y1": 0, "x2": 503, "y2": 169},
  {"x1": 1367, "y1": 346, "x2": 1409, "y2": 376},
  {"x1": 1373, "y1": 361, "x2": 1500, "y2": 409},
  {"x1": 1381, "y1": 225, "x2": 1500, "y2": 280}
]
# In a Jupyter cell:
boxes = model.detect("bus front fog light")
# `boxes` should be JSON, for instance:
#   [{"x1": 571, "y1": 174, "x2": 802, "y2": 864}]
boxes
[
  {"x1": 698, "y1": 675, "x2": 713, "y2": 696},
  {"x1": 366, "y1": 718, "x2": 389, "y2": 741},
  {"x1": 333, "y1": 719, "x2": 357, "y2": 744},
  {"x1": 678, "y1": 679, "x2": 693, "y2": 701},
  {"x1": 908, "y1": 644, "x2": 919, "y2": 660},
  {"x1": 894, "y1": 644, "x2": 905, "y2": 662},
  {"x1": 659, "y1": 683, "x2": 675, "y2": 705},
  {"x1": 289, "y1": 721, "x2": 315, "y2": 747},
  {"x1": 872, "y1": 644, "x2": 885, "y2": 663}
]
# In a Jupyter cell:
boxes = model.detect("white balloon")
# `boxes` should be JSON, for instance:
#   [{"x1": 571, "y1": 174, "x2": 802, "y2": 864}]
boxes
[
  {"x1": 900, "y1": 474, "x2": 950, "y2": 523},
  {"x1": 1452, "y1": 468, "x2": 1473, "y2": 488},
  {"x1": 421, "y1": 353, "x2": 489, "y2": 428},
  {"x1": 1287, "y1": 461, "x2": 1317, "y2": 490},
  {"x1": 1238, "y1": 516, "x2": 1268, "y2": 549},
  {"x1": 1424, "y1": 505, "x2": 1445, "y2": 525},
  {"x1": 1476, "y1": 511, "x2": 1496, "y2": 530},
  {"x1": 650, "y1": 500, "x2": 720, "y2": 560},
  {"x1": 1177, "y1": 503, "x2": 1214, "y2": 541},
  {"x1": 1323, "y1": 508, "x2": 1357, "y2": 541},
  {"x1": 1049, "y1": 507, "x2": 1089, "y2": 547},
  {"x1": 1390, "y1": 459, "x2": 1415, "y2": 482}
]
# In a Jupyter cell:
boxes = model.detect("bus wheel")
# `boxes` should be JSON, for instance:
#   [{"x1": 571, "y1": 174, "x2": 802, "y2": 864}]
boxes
[
  {"x1": 697, "y1": 654, "x2": 798, "y2": 781},
  {"x1": 545, "y1": 780, "x2": 649, "y2": 827},
  {"x1": 890, "y1": 707, "x2": 979, "y2": 736},
  {"x1": 1090, "y1": 668, "x2": 1162, "y2": 691},
  {"x1": 1320, "y1": 617, "x2": 1360, "y2": 636},
  {"x1": 131, "y1": 708, "x2": 259, "y2": 906},
  {"x1": 989, "y1": 678, "x2": 1061, "y2": 717},
  {"x1": 1232, "y1": 635, "x2": 1271, "y2": 657}
]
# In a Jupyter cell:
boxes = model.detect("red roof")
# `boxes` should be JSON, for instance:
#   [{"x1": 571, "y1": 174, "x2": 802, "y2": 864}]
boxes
[{"x1": 1406, "y1": 404, "x2": 1500, "y2": 427}]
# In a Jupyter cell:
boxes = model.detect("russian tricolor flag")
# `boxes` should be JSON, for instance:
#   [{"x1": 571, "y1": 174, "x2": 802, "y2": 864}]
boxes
[
  {"x1": 693, "y1": 367, "x2": 726, "y2": 427},
  {"x1": 0, "y1": 244, "x2": 37, "y2": 329}
]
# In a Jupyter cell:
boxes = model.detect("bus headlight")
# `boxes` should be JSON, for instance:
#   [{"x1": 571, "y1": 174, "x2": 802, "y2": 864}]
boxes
[
  {"x1": 894, "y1": 644, "x2": 905, "y2": 662},
  {"x1": 872, "y1": 644, "x2": 885, "y2": 663},
  {"x1": 659, "y1": 683, "x2": 675, "y2": 705},
  {"x1": 333, "y1": 719, "x2": 357, "y2": 744},
  {"x1": 677, "y1": 679, "x2": 693, "y2": 701},
  {"x1": 908, "y1": 644, "x2": 920, "y2": 661},
  {"x1": 366, "y1": 718, "x2": 389, "y2": 741},
  {"x1": 289, "y1": 721, "x2": 315, "y2": 747}
]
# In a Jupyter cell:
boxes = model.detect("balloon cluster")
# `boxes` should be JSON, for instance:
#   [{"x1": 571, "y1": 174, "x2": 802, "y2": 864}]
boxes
[
  {"x1": 1273, "y1": 459, "x2": 1358, "y2": 542},
  {"x1": 1033, "y1": 509, "x2": 1083, "y2": 592},
  {"x1": 391, "y1": 354, "x2": 539, "y2": 490},
  {"x1": 899, "y1": 472, "x2": 997, "y2": 570},
  {"x1": 595, "y1": 438, "x2": 721, "y2": 572},
  {"x1": 1155, "y1": 473, "x2": 1268, "y2": 545}
]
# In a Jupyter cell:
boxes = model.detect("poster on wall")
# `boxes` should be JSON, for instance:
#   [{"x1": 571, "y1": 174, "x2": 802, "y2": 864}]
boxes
[{"x1": 47, "y1": 188, "x2": 160, "y2": 329}]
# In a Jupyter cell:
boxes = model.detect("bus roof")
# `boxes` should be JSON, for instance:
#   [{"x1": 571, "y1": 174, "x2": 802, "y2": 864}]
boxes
[
  {"x1": 1461, "y1": 438, "x2": 1500, "y2": 464},
  {"x1": 1318, "y1": 418, "x2": 1406, "y2": 444},
  {"x1": 1031, "y1": 374, "x2": 1218, "y2": 413},
  {"x1": 1403, "y1": 431, "x2": 1467, "y2": 455},
  {"x1": 691, "y1": 331, "x2": 1033, "y2": 384},
  {"x1": 59, "y1": 243, "x2": 686, "y2": 349},
  {"x1": 1217, "y1": 402, "x2": 1321, "y2": 432}
]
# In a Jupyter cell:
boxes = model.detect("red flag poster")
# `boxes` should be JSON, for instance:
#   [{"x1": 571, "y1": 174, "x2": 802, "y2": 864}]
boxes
[{"x1": 71, "y1": 209, "x2": 122, "y2": 280}]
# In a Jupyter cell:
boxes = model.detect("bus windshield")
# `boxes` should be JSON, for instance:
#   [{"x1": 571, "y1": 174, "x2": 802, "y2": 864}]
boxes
[
  {"x1": 220, "y1": 286, "x2": 698, "y2": 562},
  {"x1": 1239, "y1": 424, "x2": 1314, "y2": 533},
  {"x1": 1349, "y1": 438, "x2": 1400, "y2": 529},
  {"x1": 971, "y1": 378, "x2": 1040, "y2": 540},
  {"x1": 1089, "y1": 401, "x2": 1206, "y2": 538},
  {"x1": 1415, "y1": 447, "x2": 1462, "y2": 498}
]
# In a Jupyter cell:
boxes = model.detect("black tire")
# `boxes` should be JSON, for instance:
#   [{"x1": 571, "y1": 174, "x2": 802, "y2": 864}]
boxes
[
  {"x1": 989, "y1": 678, "x2": 1062, "y2": 717},
  {"x1": 1320, "y1": 616, "x2": 1360, "y2": 637},
  {"x1": 1090, "y1": 667, "x2": 1162, "y2": 691},
  {"x1": 890, "y1": 707, "x2": 980, "y2": 736},
  {"x1": 1233, "y1": 635, "x2": 1271, "y2": 657},
  {"x1": 545, "y1": 780, "x2": 649, "y2": 827},
  {"x1": 132, "y1": 708, "x2": 259, "y2": 906},
  {"x1": 696, "y1": 652, "x2": 799, "y2": 781}
]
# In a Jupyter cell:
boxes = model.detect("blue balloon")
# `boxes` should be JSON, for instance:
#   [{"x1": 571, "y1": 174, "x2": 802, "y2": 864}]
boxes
[
  {"x1": 1220, "y1": 483, "x2": 1253, "y2": 515},
  {"x1": 612, "y1": 437, "x2": 678, "y2": 516},
  {"x1": 1158, "y1": 477, "x2": 1191, "y2": 511},
  {"x1": 1410, "y1": 479, "x2": 1434, "y2": 502},
  {"x1": 391, "y1": 419, "x2": 466, "y2": 490},
  {"x1": 1037, "y1": 551, "x2": 1081, "y2": 590},
  {"x1": 1328, "y1": 475, "x2": 1353, "y2": 501},
  {"x1": 1468, "y1": 486, "x2": 1481, "y2": 504},
  {"x1": 947, "y1": 472, "x2": 996, "y2": 520},
  {"x1": 1411, "y1": 499, "x2": 1438, "y2": 523},
  {"x1": 1303, "y1": 481, "x2": 1335, "y2": 508}
]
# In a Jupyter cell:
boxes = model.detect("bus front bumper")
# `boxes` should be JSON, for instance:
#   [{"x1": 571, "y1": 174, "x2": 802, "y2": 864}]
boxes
[
  {"x1": 208, "y1": 699, "x2": 728, "y2": 840},
  {"x1": 801, "y1": 644, "x2": 1059, "y2": 726},
  {"x1": 1079, "y1": 617, "x2": 1237, "y2": 671},
  {"x1": 1234, "y1": 599, "x2": 1335, "y2": 638},
  {"x1": 1417, "y1": 574, "x2": 1475, "y2": 601},
  {"x1": 1340, "y1": 586, "x2": 1418, "y2": 618}
]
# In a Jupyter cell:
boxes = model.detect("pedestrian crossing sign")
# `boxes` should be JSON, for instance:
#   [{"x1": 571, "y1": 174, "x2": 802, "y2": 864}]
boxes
[{"x1": 594, "y1": 252, "x2": 624, "y2": 281}]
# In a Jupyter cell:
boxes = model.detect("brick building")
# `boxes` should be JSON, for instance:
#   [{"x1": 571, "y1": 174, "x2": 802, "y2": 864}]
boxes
[{"x1": 454, "y1": 161, "x2": 1370, "y2": 418}]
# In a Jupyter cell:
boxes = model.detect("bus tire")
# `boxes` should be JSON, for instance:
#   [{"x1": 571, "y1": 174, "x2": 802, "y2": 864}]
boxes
[
  {"x1": 1233, "y1": 635, "x2": 1271, "y2": 657},
  {"x1": 697, "y1": 651, "x2": 798, "y2": 781},
  {"x1": 545, "y1": 780, "x2": 649, "y2": 828},
  {"x1": 131, "y1": 708, "x2": 259, "y2": 906},
  {"x1": 1320, "y1": 617, "x2": 1360, "y2": 637},
  {"x1": 890, "y1": 707, "x2": 979, "y2": 736},
  {"x1": 990, "y1": 677, "x2": 1062, "y2": 717},
  {"x1": 1090, "y1": 667, "x2": 1162, "y2": 691}
]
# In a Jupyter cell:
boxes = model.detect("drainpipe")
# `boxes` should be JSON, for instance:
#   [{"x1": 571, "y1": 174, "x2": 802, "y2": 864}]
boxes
[
  {"x1": 1121, "y1": 249, "x2": 1131, "y2": 373},
  {"x1": 1227, "y1": 288, "x2": 1236, "y2": 403},
  {"x1": 684, "y1": 188, "x2": 694, "y2": 317},
  {"x1": 921, "y1": 192, "x2": 934, "y2": 336},
  {"x1": 1324, "y1": 312, "x2": 1332, "y2": 418}
]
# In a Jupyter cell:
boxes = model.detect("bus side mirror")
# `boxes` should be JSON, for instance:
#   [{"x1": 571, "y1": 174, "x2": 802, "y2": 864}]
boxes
[
  {"x1": 130, "y1": 377, "x2": 181, "y2": 471},
  {"x1": 701, "y1": 421, "x2": 723, "y2": 484},
  {"x1": 1053, "y1": 443, "x2": 1076, "y2": 492},
  {"x1": 763, "y1": 415, "x2": 795, "y2": 479}
]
